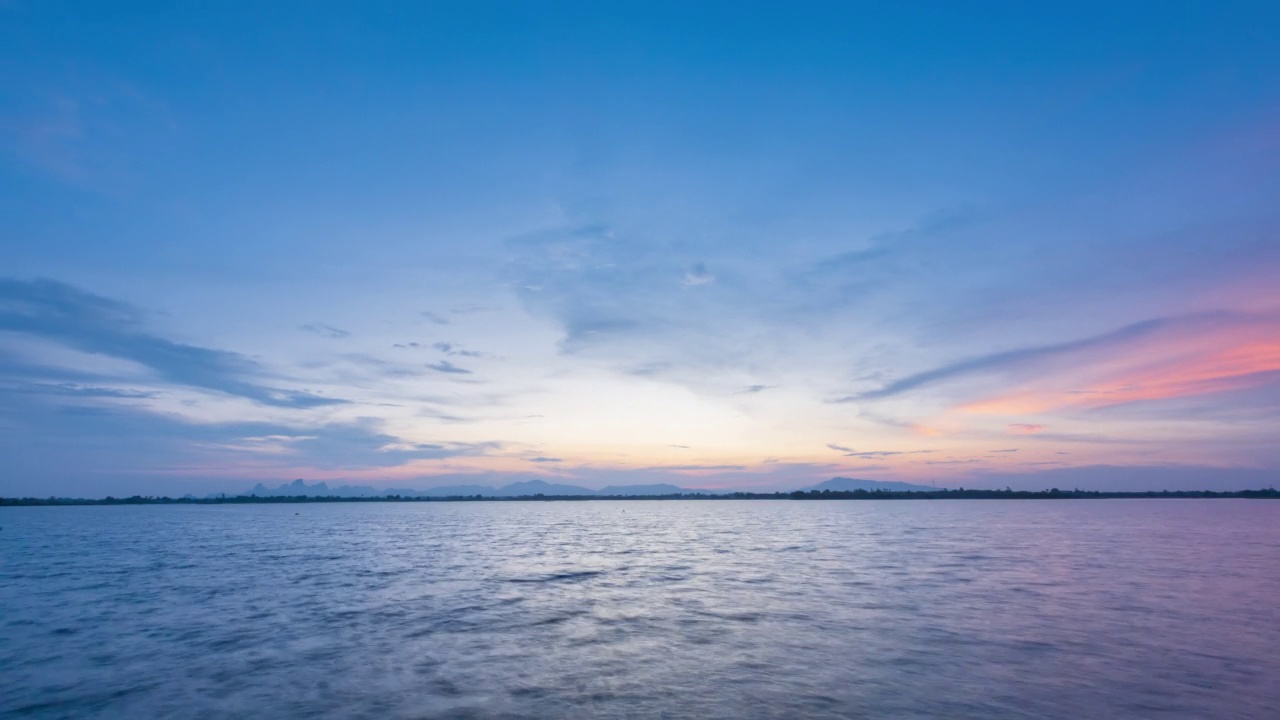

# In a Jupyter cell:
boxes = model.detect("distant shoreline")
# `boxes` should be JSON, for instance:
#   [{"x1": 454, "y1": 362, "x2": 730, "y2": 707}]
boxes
[{"x1": 2, "y1": 488, "x2": 1277, "y2": 506}]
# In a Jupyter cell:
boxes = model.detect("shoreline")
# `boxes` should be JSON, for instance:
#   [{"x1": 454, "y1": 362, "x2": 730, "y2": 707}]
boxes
[{"x1": 3, "y1": 488, "x2": 1277, "y2": 506}]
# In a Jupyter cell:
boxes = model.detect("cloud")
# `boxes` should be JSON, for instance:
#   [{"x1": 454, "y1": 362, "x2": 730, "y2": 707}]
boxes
[
  {"x1": 449, "y1": 304, "x2": 496, "y2": 315},
  {"x1": 491, "y1": 208, "x2": 1278, "y2": 412},
  {"x1": 370, "y1": 439, "x2": 503, "y2": 459},
  {"x1": 414, "y1": 407, "x2": 476, "y2": 424},
  {"x1": 504, "y1": 224, "x2": 728, "y2": 360},
  {"x1": 1015, "y1": 431, "x2": 1128, "y2": 444},
  {"x1": 426, "y1": 360, "x2": 472, "y2": 374},
  {"x1": 1009, "y1": 423, "x2": 1045, "y2": 434},
  {"x1": 784, "y1": 206, "x2": 989, "y2": 320},
  {"x1": 853, "y1": 316, "x2": 1177, "y2": 400},
  {"x1": 682, "y1": 263, "x2": 716, "y2": 287},
  {"x1": 959, "y1": 313, "x2": 1280, "y2": 415},
  {"x1": 846, "y1": 311, "x2": 1280, "y2": 421},
  {"x1": 0, "y1": 382, "x2": 503, "y2": 495},
  {"x1": 433, "y1": 342, "x2": 484, "y2": 358},
  {"x1": 330, "y1": 353, "x2": 427, "y2": 380},
  {"x1": 300, "y1": 323, "x2": 351, "y2": 339},
  {"x1": 0, "y1": 278, "x2": 348, "y2": 408},
  {"x1": 559, "y1": 319, "x2": 646, "y2": 355},
  {"x1": 642, "y1": 464, "x2": 747, "y2": 472},
  {"x1": 420, "y1": 311, "x2": 450, "y2": 325},
  {"x1": 528, "y1": 456, "x2": 562, "y2": 463},
  {"x1": 624, "y1": 361, "x2": 672, "y2": 377},
  {"x1": 827, "y1": 442, "x2": 930, "y2": 458},
  {"x1": 3, "y1": 381, "x2": 158, "y2": 400}
]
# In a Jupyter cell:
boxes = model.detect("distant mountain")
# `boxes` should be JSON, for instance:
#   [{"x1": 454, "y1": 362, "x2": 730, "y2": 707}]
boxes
[
  {"x1": 800, "y1": 477, "x2": 939, "y2": 493},
  {"x1": 598, "y1": 484, "x2": 715, "y2": 496},
  {"x1": 239, "y1": 477, "x2": 928, "y2": 499},
  {"x1": 494, "y1": 479, "x2": 598, "y2": 496},
  {"x1": 244, "y1": 479, "x2": 322, "y2": 496},
  {"x1": 244, "y1": 479, "x2": 381, "y2": 497}
]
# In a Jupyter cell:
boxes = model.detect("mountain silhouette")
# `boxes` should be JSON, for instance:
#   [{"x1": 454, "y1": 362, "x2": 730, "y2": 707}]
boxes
[
  {"x1": 238, "y1": 476, "x2": 937, "y2": 498},
  {"x1": 800, "y1": 477, "x2": 938, "y2": 492},
  {"x1": 598, "y1": 484, "x2": 715, "y2": 495}
]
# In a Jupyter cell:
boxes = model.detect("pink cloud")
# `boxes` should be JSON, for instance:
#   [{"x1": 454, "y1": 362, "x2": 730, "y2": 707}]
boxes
[{"x1": 962, "y1": 315, "x2": 1280, "y2": 415}]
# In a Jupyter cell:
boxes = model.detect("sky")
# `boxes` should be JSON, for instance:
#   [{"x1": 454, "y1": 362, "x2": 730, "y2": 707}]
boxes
[{"x1": 2, "y1": 2, "x2": 1279, "y2": 496}]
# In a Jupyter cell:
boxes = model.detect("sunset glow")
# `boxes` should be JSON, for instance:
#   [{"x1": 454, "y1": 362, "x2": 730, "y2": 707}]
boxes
[{"x1": 2, "y1": 3, "x2": 1279, "y2": 496}]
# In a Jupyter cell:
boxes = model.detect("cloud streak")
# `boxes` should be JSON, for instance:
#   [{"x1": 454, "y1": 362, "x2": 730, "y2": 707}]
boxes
[
  {"x1": 300, "y1": 323, "x2": 351, "y2": 339},
  {"x1": 426, "y1": 360, "x2": 472, "y2": 375},
  {"x1": 0, "y1": 279, "x2": 348, "y2": 408},
  {"x1": 960, "y1": 314, "x2": 1280, "y2": 414},
  {"x1": 852, "y1": 316, "x2": 1179, "y2": 401},
  {"x1": 433, "y1": 342, "x2": 484, "y2": 358}
]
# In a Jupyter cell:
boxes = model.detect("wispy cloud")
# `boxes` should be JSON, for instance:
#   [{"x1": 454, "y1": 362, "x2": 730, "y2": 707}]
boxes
[
  {"x1": 433, "y1": 342, "x2": 484, "y2": 358},
  {"x1": 827, "y1": 442, "x2": 930, "y2": 459},
  {"x1": 0, "y1": 383, "x2": 503, "y2": 494},
  {"x1": 0, "y1": 278, "x2": 348, "y2": 408},
  {"x1": 300, "y1": 323, "x2": 351, "y2": 339},
  {"x1": 449, "y1": 304, "x2": 496, "y2": 315},
  {"x1": 682, "y1": 263, "x2": 716, "y2": 287},
  {"x1": 3, "y1": 381, "x2": 158, "y2": 400},
  {"x1": 959, "y1": 313, "x2": 1280, "y2": 414},
  {"x1": 643, "y1": 464, "x2": 747, "y2": 472},
  {"x1": 853, "y1": 316, "x2": 1178, "y2": 401},
  {"x1": 426, "y1": 360, "x2": 472, "y2": 375},
  {"x1": 504, "y1": 224, "x2": 732, "y2": 362}
]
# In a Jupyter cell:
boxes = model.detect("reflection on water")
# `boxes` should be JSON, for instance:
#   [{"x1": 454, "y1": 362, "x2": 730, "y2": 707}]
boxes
[{"x1": 2, "y1": 500, "x2": 1278, "y2": 719}]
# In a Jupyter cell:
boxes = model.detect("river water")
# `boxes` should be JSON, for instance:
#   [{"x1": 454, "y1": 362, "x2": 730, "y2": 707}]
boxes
[{"x1": 2, "y1": 499, "x2": 1277, "y2": 719}]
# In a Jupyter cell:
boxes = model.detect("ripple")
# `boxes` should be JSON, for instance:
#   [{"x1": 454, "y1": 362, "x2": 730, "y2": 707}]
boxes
[
  {"x1": 1, "y1": 500, "x2": 1277, "y2": 719},
  {"x1": 507, "y1": 570, "x2": 607, "y2": 584}
]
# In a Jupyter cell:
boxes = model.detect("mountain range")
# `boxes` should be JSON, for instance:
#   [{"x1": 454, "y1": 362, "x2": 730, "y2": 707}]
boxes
[
  {"x1": 235, "y1": 476, "x2": 938, "y2": 498},
  {"x1": 806, "y1": 477, "x2": 940, "y2": 492}
]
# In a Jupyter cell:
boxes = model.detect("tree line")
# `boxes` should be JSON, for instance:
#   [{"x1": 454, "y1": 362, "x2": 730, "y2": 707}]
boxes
[{"x1": 2, "y1": 487, "x2": 1277, "y2": 506}]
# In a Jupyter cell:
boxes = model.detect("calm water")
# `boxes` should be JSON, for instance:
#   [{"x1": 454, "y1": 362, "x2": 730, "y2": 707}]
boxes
[{"x1": 1, "y1": 500, "x2": 1278, "y2": 719}]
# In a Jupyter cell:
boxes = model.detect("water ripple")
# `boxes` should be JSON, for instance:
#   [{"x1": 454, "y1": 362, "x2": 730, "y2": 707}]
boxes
[{"x1": 1, "y1": 500, "x2": 1278, "y2": 719}]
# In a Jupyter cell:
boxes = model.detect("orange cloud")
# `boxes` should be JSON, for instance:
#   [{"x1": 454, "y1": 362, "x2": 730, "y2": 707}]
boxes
[{"x1": 962, "y1": 320, "x2": 1280, "y2": 415}]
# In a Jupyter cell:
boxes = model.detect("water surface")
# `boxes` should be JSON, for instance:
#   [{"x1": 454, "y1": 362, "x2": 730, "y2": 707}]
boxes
[{"x1": 2, "y1": 500, "x2": 1277, "y2": 718}]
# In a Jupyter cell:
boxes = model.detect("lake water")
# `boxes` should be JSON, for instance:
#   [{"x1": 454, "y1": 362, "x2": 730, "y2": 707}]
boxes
[{"x1": 2, "y1": 500, "x2": 1278, "y2": 719}]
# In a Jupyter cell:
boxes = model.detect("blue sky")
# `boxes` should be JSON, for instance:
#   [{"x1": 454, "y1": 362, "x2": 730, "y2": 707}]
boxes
[{"x1": 3, "y1": 2, "x2": 1279, "y2": 496}]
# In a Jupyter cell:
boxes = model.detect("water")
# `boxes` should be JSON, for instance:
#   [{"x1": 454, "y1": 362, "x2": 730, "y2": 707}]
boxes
[{"x1": 2, "y1": 500, "x2": 1278, "y2": 719}]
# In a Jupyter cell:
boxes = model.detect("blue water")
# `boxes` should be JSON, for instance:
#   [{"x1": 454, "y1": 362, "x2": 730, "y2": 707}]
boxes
[{"x1": 2, "y1": 500, "x2": 1278, "y2": 719}]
